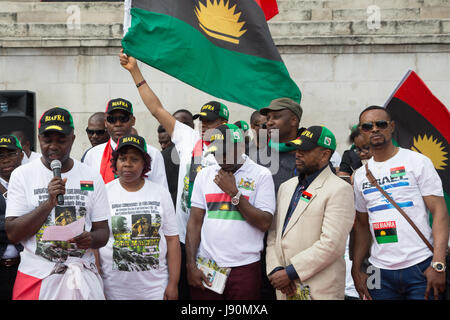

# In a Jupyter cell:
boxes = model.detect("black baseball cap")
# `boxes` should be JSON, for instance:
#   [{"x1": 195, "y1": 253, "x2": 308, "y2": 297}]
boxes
[
  {"x1": 286, "y1": 126, "x2": 337, "y2": 151},
  {"x1": 106, "y1": 98, "x2": 133, "y2": 115},
  {"x1": 193, "y1": 101, "x2": 229, "y2": 121},
  {"x1": 0, "y1": 135, "x2": 22, "y2": 150},
  {"x1": 260, "y1": 98, "x2": 303, "y2": 121},
  {"x1": 38, "y1": 107, "x2": 75, "y2": 135},
  {"x1": 115, "y1": 134, "x2": 147, "y2": 155}
]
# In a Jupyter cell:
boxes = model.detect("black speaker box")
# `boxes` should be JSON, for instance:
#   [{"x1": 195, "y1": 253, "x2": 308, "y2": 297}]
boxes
[{"x1": 0, "y1": 91, "x2": 36, "y2": 151}]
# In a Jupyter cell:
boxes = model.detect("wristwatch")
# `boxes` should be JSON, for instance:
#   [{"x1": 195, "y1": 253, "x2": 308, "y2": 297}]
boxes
[
  {"x1": 231, "y1": 191, "x2": 242, "y2": 206},
  {"x1": 431, "y1": 261, "x2": 446, "y2": 272}
]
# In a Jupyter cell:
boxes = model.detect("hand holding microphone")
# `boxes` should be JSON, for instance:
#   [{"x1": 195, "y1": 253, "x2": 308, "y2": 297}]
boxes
[{"x1": 48, "y1": 160, "x2": 67, "y2": 207}]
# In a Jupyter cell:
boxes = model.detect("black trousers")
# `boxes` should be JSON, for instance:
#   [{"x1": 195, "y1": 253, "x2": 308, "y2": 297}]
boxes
[
  {"x1": 0, "y1": 264, "x2": 18, "y2": 300},
  {"x1": 178, "y1": 242, "x2": 191, "y2": 300}
]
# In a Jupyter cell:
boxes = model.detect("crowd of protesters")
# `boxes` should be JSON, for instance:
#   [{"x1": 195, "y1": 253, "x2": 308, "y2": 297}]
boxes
[{"x1": 0, "y1": 50, "x2": 448, "y2": 301}]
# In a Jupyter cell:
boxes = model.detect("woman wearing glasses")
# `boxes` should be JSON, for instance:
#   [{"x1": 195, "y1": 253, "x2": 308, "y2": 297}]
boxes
[{"x1": 338, "y1": 126, "x2": 373, "y2": 183}]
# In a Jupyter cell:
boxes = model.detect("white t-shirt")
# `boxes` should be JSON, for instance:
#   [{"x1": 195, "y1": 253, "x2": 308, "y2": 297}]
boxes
[
  {"x1": 82, "y1": 138, "x2": 168, "y2": 189},
  {"x1": 1, "y1": 177, "x2": 20, "y2": 259},
  {"x1": 21, "y1": 151, "x2": 41, "y2": 165},
  {"x1": 330, "y1": 150, "x2": 342, "y2": 168},
  {"x1": 190, "y1": 155, "x2": 276, "y2": 267},
  {"x1": 353, "y1": 148, "x2": 443, "y2": 270},
  {"x1": 99, "y1": 179, "x2": 179, "y2": 300},
  {"x1": 171, "y1": 120, "x2": 217, "y2": 243},
  {"x1": 5, "y1": 158, "x2": 110, "y2": 279}
]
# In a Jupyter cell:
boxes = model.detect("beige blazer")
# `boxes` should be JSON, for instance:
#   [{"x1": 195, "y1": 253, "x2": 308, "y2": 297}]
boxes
[{"x1": 266, "y1": 166, "x2": 355, "y2": 300}]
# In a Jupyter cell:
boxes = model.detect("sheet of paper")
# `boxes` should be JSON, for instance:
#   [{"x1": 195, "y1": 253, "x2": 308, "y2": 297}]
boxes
[{"x1": 41, "y1": 217, "x2": 85, "y2": 241}]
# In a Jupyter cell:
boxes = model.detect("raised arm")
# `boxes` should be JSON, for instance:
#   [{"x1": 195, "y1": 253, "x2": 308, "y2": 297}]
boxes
[{"x1": 119, "y1": 49, "x2": 176, "y2": 136}]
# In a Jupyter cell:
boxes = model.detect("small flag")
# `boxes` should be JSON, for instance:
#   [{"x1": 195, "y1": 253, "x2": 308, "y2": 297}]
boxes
[
  {"x1": 300, "y1": 191, "x2": 312, "y2": 203},
  {"x1": 390, "y1": 166, "x2": 406, "y2": 178},
  {"x1": 373, "y1": 221, "x2": 398, "y2": 244},
  {"x1": 80, "y1": 181, "x2": 94, "y2": 191}
]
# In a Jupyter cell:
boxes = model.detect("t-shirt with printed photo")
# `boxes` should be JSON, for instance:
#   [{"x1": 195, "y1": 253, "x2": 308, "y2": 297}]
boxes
[
  {"x1": 99, "y1": 178, "x2": 179, "y2": 300},
  {"x1": 5, "y1": 158, "x2": 110, "y2": 279},
  {"x1": 353, "y1": 147, "x2": 444, "y2": 270}
]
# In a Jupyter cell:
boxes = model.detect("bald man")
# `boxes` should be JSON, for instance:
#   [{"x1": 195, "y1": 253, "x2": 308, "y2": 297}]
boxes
[{"x1": 81, "y1": 112, "x2": 110, "y2": 162}]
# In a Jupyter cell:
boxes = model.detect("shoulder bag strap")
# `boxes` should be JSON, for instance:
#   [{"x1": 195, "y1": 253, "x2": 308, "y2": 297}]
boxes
[{"x1": 364, "y1": 163, "x2": 434, "y2": 253}]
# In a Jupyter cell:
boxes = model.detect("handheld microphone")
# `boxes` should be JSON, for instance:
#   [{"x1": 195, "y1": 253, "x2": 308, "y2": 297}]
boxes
[{"x1": 50, "y1": 160, "x2": 64, "y2": 206}]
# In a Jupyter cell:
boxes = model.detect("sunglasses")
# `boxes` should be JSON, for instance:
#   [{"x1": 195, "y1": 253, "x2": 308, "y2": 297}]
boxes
[
  {"x1": 360, "y1": 120, "x2": 390, "y2": 132},
  {"x1": 85, "y1": 128, "x2": 107, "y2": 135},
  {"x1": 106, "y1": 115, "x2": 130, "y2": 124}
]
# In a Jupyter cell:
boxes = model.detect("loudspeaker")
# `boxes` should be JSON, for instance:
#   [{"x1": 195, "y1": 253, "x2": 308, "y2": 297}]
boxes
[{"x1": 0, "y1": 91, "x2": 36, "y2": 151}]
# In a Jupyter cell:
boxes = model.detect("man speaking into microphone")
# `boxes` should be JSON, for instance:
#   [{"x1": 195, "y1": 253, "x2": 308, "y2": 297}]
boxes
[{"x1": 5, "y1": 107, "x2": 110, "y2": 300}]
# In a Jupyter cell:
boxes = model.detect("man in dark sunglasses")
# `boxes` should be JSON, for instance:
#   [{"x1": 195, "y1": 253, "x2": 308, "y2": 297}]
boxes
[
  {"x1": 85, "y1": 112, "x2": 110, "y2": 148},
  {"x1": 82, "y1": 98, "x2": 168, "y2": 189},
  {"x1": 351, "y1": 105, "x2": 448, "y2": 301}
]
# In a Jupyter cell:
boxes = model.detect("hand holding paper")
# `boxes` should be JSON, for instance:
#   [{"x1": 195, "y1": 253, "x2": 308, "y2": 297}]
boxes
[{"x1": 41, "y1": 217, "x2": 85, "y2": 242}]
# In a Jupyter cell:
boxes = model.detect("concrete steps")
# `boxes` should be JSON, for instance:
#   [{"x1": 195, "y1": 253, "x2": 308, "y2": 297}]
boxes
[{"x1": 0, "y1": 0, "x2": 449, "y2": 47}]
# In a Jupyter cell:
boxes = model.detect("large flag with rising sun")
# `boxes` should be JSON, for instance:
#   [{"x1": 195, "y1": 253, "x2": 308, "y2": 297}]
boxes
[
  {"x1": 121, "y1": 0, "x2": 301, "y2": 110},
  {"x1": 384, "y1": 70, "x2": 450, "y2": 213}
]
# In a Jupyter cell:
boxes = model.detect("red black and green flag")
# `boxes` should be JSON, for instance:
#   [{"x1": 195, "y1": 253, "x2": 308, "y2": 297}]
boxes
[
  {"x1": 80, "y1": 180, "x2": 94, "y2": 191},
  {"x1": 384, "y1": 70, "x2": 450, "y2": 213},
  {"x1": 122, "y1": 0, "x2": 300, "y2": 110},
  {"x1": 205, "y1": 193, "x2": 249, "y2": 221},
  {"x1": 373, "y1": 221, "x2": 398, "y2": 244}
]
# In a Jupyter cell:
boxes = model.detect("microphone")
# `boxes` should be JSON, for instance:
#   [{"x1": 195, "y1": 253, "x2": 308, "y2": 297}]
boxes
[{"x1": 50, "y1": 160, "x2": 64, "y2": 206}]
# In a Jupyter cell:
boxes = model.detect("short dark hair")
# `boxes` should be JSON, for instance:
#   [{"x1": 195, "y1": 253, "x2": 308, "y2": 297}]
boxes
[
  {"x1": 250, "y1": 110, "x2": 263, "y2": 125},
  {"x1": 359, "y1": 105, "x2": 392, "y2": 122},
  {"x1": 349, "y1": 126, "x2": 361, "y2": 144},
  {"x1": 173, "y1": 109, "x2": 193, "y2": 118},
  {"x1": 110, "y1": 145, "x2": 152, "y2": 178},
  {"x1": 157, "y1": 124, "x2": 166, "y2": 134}
]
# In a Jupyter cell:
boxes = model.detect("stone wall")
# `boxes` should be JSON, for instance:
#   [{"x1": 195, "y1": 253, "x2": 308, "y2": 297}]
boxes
[{"x1": 1, "y1": 0, "x2": 449, "y2": 159}]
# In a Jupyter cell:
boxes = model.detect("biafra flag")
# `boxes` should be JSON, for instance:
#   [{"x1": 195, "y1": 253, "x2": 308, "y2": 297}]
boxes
[
  {"x1": 121, "y1": 0, "x2": 301, "y2": 110},
  {"x1": 384, "y1": 70, "x2": 450, "y2": 213},
  {"x1": 205, "y1": 193, "x2": 249, "y2": 221}
]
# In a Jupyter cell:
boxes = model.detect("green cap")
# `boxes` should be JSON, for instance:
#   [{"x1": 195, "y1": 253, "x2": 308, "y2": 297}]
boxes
[
  {"x1": 260, "y1": 98, "x2": 303, "y2": 121},
  {"x1": 234, "y1": 120, "x2": 250, "y2": 132},
  {"x1": 205, "y1": 123, "x2": 244, "y2": 154},
  {"x1": 286, "y1": 125, "x2": 336, "y2": 151}
]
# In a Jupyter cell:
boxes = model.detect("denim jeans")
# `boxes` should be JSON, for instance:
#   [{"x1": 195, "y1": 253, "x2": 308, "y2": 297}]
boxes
[{"x1": 368, "y1": 256, "x2": 442, "y2": 300}]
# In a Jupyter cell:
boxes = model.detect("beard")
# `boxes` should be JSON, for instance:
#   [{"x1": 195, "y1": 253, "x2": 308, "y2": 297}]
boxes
[
  {"x1": 296, "y1": 161, "x2": 322, "y2": 176},
  {"x1": 369, "y1": 134, "x2": 388, "y2": 148}
]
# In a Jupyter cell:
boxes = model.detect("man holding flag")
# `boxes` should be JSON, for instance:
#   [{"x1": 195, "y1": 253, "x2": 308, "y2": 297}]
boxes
[{"x1": 119, "y1": 51, "x2": 229, "y2": 299}]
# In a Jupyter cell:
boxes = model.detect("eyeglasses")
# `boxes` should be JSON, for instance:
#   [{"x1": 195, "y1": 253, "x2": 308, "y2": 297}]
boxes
[
  {"x1": 86, "y1": 128, "x2": 107, "y2": 135},
  {"x1": 0, "y1": 150, "x2": 21, "y2": 160},
  {"x1": 106, "y1": 115, "x2": 130, "y2": 124},
  {"x1": 360, "y1": 120, "x2": 390, "y2": 132}
]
